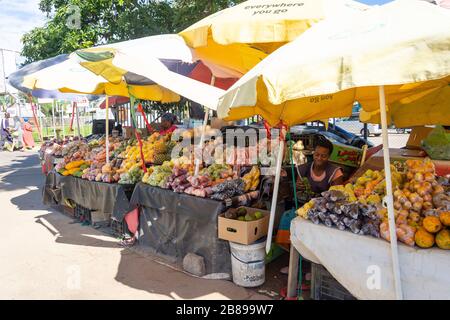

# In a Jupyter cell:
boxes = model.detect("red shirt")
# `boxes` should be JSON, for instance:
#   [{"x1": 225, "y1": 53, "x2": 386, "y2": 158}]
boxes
[{"x1": 159, "y1": 125, "x2": 177, "y2": 136}]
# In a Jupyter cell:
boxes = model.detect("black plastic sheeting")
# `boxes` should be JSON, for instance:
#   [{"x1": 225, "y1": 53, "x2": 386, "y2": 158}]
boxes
[
  {"x1": 130, "y1": 183, "x2": 231, "y2": 276},
  {"x1": 43, "y1": 171, "x2": 134, "y2": 220}
]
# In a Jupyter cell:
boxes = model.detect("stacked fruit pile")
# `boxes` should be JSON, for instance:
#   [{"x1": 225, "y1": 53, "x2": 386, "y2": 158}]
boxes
[
  {"x1": 379, "y1": 159, "x2": 449, "y2": 249},
  {"x1": 59, "y1": 160, "x2": 90, "y2": 177}
]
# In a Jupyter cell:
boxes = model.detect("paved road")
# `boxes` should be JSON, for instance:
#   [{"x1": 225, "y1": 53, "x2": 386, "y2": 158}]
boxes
[
  {"x1": 0, "y1": 150, "x2": 269, "y2": 300},
  {"x1": 368, "y1": 133, "x2": 410, "y2": 149}
]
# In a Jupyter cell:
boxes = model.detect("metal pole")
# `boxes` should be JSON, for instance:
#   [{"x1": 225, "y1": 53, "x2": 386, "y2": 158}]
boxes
[
  {"x1": 60, "y1": 101, "x2": 65, "y2": 139},
  {"x1": 194, "y1": 75, "x2": 215, "y2": 176},
  {"x1": 266, "y1": 139, "x2": 284, "y2": 254},
  {"x1": 363, "y1": 123, "x2": 368, "y2": 140},
  {"x1": 105, "y1": 96, "x2": 110, "y2": 164},
  {"x1": 52, "y1": 100, "x2": 56, "y2": 138},
  {"x1": 379, "y1": 85, "x2": 403, "y2": 300},
  {"x1": 75, "y1": 102, "x2": 81, "y2": 137}
]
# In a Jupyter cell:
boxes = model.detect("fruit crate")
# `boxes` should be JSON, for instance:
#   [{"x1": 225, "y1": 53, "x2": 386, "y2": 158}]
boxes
[
  {"x1": 110, "y1": 218, "x2": 131, "y2": 239},
  {"x1": 74, "y1": 204, "x2": 92, "y2": 224},
  {"x1": 311, "y1": 263, "x2": 355, "y2": 300}
]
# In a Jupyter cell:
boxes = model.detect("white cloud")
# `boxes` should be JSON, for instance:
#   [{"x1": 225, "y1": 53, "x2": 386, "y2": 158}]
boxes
[{"x1": 0, "y1": 0, "x2": 47, "y2": 52}]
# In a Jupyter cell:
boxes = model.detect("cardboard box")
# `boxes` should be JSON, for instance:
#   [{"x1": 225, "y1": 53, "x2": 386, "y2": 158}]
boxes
[
  {"x1": 218, "y1": 207, "x2": 269, "y2": 245},
  {"x1": 122, "y1": 126, "x2": 135, "y2": 139},
  {"x1": 406, "y1": 126, "x2": 433, "y2": 149}
]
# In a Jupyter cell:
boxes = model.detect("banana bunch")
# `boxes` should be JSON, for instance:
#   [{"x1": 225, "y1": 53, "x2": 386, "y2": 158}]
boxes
[
  {"x1": 296, "y1": 199, "x2": 315, "y2": 219},
  {"x1": 242, "y1": 166, "x2": 260, "y2": 192}
]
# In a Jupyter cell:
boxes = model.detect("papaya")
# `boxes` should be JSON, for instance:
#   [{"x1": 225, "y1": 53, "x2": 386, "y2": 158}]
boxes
[
  {"x1": 439, "y1": 211, "x2": 450, "y2": 227},
  {"x1": 414, "y1": 228, "x2": 435, "y2": 248},
  {"x1": 423, "y1": 216, "x2": 443, "y2": 234},
  {"x1": 435, "y1": 229, "x2": 450, "y2": 250}
]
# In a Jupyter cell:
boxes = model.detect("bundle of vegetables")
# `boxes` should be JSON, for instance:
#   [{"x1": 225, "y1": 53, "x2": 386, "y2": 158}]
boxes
[
  {"x1": 118, "y1": 165, "x2": 143, "y2": 184},
  {"x1": 210, "y1": 178, "x2": 246, "y2": 201},
  {"x1": 60, "y1": 160, "x2": 88, "y2": 176},
  {"x1": 184, "y1": 175, "x2": 213, "y2": 198},
  {"x1": 306, "y1": 190, "x2": 382, "y2": 238}
]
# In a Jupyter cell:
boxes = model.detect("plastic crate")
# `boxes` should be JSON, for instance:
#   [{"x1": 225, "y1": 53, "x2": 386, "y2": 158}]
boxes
[
  {"x1": 110, "y1": 218, "x2": 131, "y2": 239},
  {"x1": 311, "y1": 263, "x2": 355, "y2": 300},
  {"x1": 75, "y1": 204, "x2": 92, "y2": 224}
]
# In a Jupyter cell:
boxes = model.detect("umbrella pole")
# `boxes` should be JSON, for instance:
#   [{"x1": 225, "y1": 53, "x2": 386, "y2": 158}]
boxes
[
  {"x1": 75, "y1": 102, "x2": 81, "y2": 137},
  {"x1": 60, "y1": 102, "x2": 65, "y2": 139},
  {"x1": 105, "y1": 96, "x2": 110, "y2": 164},
  {"x1": 266, "y1": 139, "x2": 284, "y2": 254},
  {"x1": 379, "y1": 85, "x2": 403, "y2": 300},
  {"x1": 195, "y1": 110, "x2": 209, "y2": 176},
  {"x1": 52, "y1": 100, "x2": 56, "y2": 138}
]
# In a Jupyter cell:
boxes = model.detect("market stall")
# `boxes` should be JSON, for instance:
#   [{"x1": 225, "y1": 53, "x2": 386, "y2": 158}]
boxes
[{"x1": 289, "y1": 218, "x2": 450, "y2": 300}]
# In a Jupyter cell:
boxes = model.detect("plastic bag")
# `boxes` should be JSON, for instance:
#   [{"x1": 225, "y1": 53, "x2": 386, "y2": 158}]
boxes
[{"x1": 422, "y1": 125, "x2": 450, "y2": 160}]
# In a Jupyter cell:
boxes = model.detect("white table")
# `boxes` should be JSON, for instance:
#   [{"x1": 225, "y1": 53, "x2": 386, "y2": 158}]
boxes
[{"x1": 287, "y1": 217, "x2": 450, "y2": 300}]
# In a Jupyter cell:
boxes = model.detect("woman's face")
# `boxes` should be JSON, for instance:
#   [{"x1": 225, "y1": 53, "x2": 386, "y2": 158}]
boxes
[
  {"x1": 161, "y1": 119, "x2": 171, "y2": 130},
  {"x1": 313, "y1": 146, "x2": 330, "y2": 167}
]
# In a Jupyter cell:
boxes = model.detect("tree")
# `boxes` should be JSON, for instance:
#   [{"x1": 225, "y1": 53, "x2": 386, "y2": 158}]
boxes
[
  {"x1": 21, "y1": 0, "x2": 245, "y2": 64},
  {"x1": 21, "y1": 0, "x2": 175, "y2": 64}
]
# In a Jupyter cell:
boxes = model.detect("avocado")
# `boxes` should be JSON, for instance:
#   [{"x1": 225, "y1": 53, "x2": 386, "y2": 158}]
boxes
[
  {"x1": 244, "y1": 213, "x2": 255, "y2": 221},
  {"x1": 254, "y1": 211, "x2": 263, "y2": 220},
  {"x1": 238, "y1": 216, "x2": 245, "y2": 221},
  {"x1": 236, "y1": 207, "x2": 247, "y2": 216}
]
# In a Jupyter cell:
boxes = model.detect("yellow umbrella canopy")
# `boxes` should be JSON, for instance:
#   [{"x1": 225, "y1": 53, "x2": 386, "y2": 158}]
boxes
[
  {"x1": 180, "y1": 0, "x2": 368, "y2": 75},
  {"x1": 216, "y1": 0, "x2": 450, "y2": 127},
  {"x1": 360, "y1": 85, "x2": 450, "y2": 128}
]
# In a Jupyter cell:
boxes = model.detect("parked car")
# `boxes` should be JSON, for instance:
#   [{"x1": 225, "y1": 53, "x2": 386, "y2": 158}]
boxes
[{"x1": 334, "y1": 114, "x2": 382, "y2": 137}]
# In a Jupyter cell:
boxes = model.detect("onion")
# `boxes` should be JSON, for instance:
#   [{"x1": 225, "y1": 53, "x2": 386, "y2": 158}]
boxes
[
  {"x1": 394, "y1": 201, "x2": 402, "y2": 210},
  {"x1": 423, "y1": 194, "x2": 432, "y2": 202}
]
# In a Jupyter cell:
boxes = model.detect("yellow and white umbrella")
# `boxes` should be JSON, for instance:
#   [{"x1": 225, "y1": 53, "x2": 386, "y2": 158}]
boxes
[
  {"x1": 180, "y1": 0, "x2": 369, "y2": 75},
  {"x1": 215, "y1": 0, "x2": 450, "y2": 299}
]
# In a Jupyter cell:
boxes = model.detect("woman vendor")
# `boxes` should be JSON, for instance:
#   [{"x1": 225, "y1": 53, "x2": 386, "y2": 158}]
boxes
[
  {"x1": 296, "y1": 137, "x2": 344, "y2": 195},
  {"x1": 159, "y1": 113, "x2": 178, "y2": 135}
]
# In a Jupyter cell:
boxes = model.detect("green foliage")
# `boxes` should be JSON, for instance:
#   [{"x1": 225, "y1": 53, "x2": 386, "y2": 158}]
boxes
[{"x1": 21, "y1": 0, "x2": 246, "y2": 64}]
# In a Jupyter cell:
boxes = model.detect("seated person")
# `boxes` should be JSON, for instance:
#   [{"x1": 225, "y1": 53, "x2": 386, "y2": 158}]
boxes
[
  {"x1": 296, "y1": 137, "x2": 344, "y2": 195},
  {"x1": 159, "y1": 113, "x2": 178, "y2": 136}
]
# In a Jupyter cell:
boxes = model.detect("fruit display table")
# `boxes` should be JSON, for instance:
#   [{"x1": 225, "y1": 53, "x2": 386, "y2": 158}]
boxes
[
  {"x1": 43, "y1": 170, "x2": 134, "y2": 221},
  {"x1": 287, "y1": 218, "x2": 450, "y2": 300},
  {"x1": 129, "y1": 182, "x2": 231, "y2": 277}
]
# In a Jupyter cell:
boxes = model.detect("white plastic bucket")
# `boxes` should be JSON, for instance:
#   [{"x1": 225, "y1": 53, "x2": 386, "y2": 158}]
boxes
[{"x1": 230, "y1": 238, "x2": 266, "y2": 287}]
